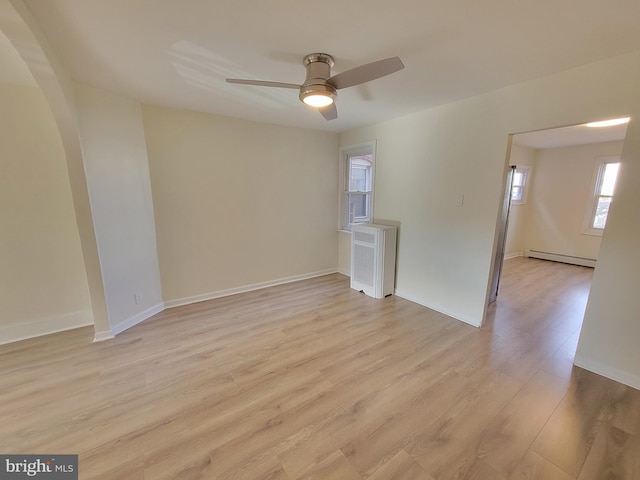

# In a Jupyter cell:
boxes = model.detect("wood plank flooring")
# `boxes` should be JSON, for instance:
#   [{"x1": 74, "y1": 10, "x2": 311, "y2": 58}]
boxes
[{"x1": 2, "y1": 257, "x2": 639, "y2": 479}]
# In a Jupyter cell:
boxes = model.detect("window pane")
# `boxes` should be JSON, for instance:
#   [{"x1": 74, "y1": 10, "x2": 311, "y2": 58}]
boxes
[
  {"x1": 348, "y1": 193, "x2": 369, "y2": 222},
  {"x1": 513, "y1": 171, "x2": 524, "y2": 187},
  {"x1": 348, "y1": 155, "x2": 372, "y2": 192},
  {"x1": 600, "y1": 163, "x2": 620, "y2": 196},
  {"x1": 350, "y1": 166, "x2": 367, "y2": 191},
  {"x1": 592, "y1": 196, "x2": 612, "y2": 229},
  {"x1": 511, "y1": 185, "x2": 523, "y2": 201}
]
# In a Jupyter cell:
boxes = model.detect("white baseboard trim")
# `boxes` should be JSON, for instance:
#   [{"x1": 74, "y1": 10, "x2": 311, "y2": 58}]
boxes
[
  {"x1": 7, "y1": 270, "x2": 339, "y2": 344},
  {"x1": 110, "y1": 303, "x2": 166, "y2": 336},
  {"x1": 573, "y1": 355, "x2": 640, "y2": 391},
  {"x1": 93, "y1": 330, "x2": 115, "y2": 343},
  {"x1": 525, "y1": 249, "x2": 596, "y2": 268},
  {"x1": 164, "y1": 269, "x2": 338, "y2": 309},
  {"x1": 0, "y1": 310, "x2": 93, "y2": 346},
  {"x1": 503, "y1": 252, "x2": 523, "y2": 260},
  {"x1": 394, "y1": 289, "x2": 482, "y2": 328}
]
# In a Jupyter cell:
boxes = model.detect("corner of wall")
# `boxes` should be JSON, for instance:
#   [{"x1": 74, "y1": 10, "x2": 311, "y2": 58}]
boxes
[
  {"x1": 110, "y1": 303, "x2": 165, "y2": 336},
  {"x1": 394, "y1": 290, "x2": 482, "y2": 328},
  {"x1": 574, "y1": 354, "x2": 640, "y2": 391}
]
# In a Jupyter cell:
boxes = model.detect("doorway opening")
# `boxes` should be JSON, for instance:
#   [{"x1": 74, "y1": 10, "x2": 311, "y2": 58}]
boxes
[{"x1": 486, "y1": 116, "x2": 629, "y2": 344}]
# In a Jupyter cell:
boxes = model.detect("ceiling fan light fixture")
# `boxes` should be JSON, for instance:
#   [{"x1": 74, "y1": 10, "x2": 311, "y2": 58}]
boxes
[
  {"x1": 299, "y1": 84, "x2": 336, "y2": 108},
  {"x1": 302, "y1": 93, "x2": 334, "y2": 107}
]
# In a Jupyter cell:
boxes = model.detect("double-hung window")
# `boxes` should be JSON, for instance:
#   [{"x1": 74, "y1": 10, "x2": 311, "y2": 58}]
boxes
[
  {"x1": 340, "y1": 141, "x2": 375, "y2": 230},
  {"x1": 583, "y1": 157, "x2": 620, "y2": 235},
  {"x1": 510, "y1": 166, "x2": 531, "y2": 205}
]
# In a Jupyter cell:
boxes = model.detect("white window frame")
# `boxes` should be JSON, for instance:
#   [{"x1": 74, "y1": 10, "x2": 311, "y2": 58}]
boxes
[
  {"x1": 510, "y1": 165, "x2": 531, "y2": 205},
  {"x1": 339, "y1": 140, "x2": 376, "y2": 231},
  {"x1": 582, "y1": 156, "x2": 620, "y2": 236}
]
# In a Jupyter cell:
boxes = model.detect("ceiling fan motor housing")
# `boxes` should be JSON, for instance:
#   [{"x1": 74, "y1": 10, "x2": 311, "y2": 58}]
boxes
[{"x1": 299, "y1": 53, "x2": 337, "y2": 103}]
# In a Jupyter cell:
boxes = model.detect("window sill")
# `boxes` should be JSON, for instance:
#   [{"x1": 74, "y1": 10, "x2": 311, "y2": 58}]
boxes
[{"x1": 581, "y1": 229, "x2": 604, "y2": 237}]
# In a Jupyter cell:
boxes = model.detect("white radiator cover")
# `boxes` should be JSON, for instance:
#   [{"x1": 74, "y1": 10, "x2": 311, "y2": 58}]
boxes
[{"x1": 351, "y1": 224, "x2": 397, "y2": 298}]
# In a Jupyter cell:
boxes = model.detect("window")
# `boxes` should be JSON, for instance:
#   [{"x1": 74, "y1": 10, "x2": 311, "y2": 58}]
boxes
[
  {"x1": 339, "y1": 141, "x2": 375, "y2": 230},
  {"x1": 347, "y1": 155, "x2": 373, "y2": 225},
  {"x1": 583, "y1": 158, "x2": 620, "y2": 235},
  {"x1": 510, "y1": 166, "x2": 531, "y2": 205}
]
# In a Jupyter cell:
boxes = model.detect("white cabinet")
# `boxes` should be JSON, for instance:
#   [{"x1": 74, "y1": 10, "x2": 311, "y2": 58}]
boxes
[{"x1": 350, "y1": 224, "x2": 397, "y2": 298}]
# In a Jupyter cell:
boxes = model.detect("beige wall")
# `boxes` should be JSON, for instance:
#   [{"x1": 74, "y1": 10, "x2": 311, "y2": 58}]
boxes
[
  {"x1": 74, "y1": 83, "x2": 164, "y2": 336},
  {"x1": 340, "y1": 99, "x2": 510, "y2": 326},
  {"x1": 142, "y1": 105, "x2": 339, "y2": 304},
  {"x1": 2, "y1": 0, "x2": 110, "y2": 338},
  {"x1": 0, "y1": 84, "x2": 92, "y2": 343},
  {"x1": 504, "y1": 144, "x2": 537, "y2": 258},
  {"x1": 338, "y1": 231, "x2": 351, "y2": 276},
  {"x1": 522, "y1": 141, "x2": 623, "y2": 260}
]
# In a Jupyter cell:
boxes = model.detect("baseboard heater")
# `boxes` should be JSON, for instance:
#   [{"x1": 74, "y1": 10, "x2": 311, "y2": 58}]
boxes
[{"x1": 525, "y1": 249, "x2": 596, "y2": 268}]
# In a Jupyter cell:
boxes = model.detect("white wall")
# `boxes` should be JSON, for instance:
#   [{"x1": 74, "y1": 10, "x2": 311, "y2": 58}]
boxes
[
  {"x1": 339, "y1": 51, "x2": 640, "y2": 347},
  {"x1": 504, "y1": 144, "x2": 537, "y2": 258},
  {"x1": 74, "y1": 83, "x2": 164, "y2": 337},
  {"x1": 142, "y1": 105, "x2": 339, "y2": 305},
  {"x1": 0, "y1": 84, "x2": 92, "y2": 343},
  {"x1": 576, "y1": 119, "x2": 640, "y2": 389},
  {"x1": 522, "y1": 141, "x2": 623, "y2": 260}
]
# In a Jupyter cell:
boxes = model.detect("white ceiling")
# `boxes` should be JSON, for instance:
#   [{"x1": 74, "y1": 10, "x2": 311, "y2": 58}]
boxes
[{"x1": 7, "y1": 0, "x2": 640, "y2": 133}]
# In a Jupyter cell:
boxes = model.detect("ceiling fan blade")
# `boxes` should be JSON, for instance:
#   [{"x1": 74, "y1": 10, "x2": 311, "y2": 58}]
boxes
[
  {"x1": 328, "y1": 57, "x2": 404, "y2": 90},
  {"x1": 226, "y1": 79, "x2": 300, "y2": 89},
  {"x1": 319, "y1": 103, "x2": 338, "y2": 121}
]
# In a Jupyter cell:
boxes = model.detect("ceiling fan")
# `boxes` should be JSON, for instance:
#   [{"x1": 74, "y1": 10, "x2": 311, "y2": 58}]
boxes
[{"x1": 226, "y1": 53, "x2": 404, "y2": 121}]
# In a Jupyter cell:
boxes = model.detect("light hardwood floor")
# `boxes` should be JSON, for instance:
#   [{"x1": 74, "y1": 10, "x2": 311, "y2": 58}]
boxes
[{"x1": 2, "y1": 257, "x2": 639, "y2": 479}]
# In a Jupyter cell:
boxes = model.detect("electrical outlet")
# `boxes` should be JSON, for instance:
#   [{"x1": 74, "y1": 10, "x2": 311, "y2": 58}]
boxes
[
  {"x1": 456, "y1": 193, "x2": 464, "y2": 207},
  {"x1": 134, "y1": 292, "x2": 142, "y2": 305}
]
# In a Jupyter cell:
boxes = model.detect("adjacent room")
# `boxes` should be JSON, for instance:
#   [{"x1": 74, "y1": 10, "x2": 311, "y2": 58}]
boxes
[{"x1": 1, "y1": 1, "x2": 640, "y2": 479}]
